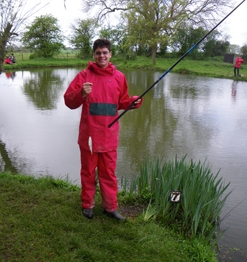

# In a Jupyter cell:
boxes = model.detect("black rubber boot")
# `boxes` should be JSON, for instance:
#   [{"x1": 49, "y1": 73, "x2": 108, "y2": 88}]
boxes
[
  {"x1": 103, "y1": 210, "x2": 126, "y2": 221},
  {"x1": 82, "y1": 208, "x2": 93, "y2": 219}
]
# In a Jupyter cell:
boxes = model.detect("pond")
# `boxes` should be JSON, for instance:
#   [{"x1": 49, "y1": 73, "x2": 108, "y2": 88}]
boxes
[{"x1": 0, "y1": 68, "x2": 247, "y2": 253}]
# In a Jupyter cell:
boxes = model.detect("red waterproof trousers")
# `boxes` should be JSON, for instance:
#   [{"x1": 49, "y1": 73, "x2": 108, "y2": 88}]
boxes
[{"x1": 79, "y1": 147, "x2": 118, "y2": 212}]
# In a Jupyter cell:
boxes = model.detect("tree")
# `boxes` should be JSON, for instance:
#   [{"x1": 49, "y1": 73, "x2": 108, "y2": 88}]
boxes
[
  {"x1": 0, "y1": 0, "x2": 45, "y2": 71},
  {"x1": 99, "y1": 24, "x2": 127, "y2": 55},
  {"x1": 81, "y1": 0, "x2": 233, "y2": 65},
  {"x1": 240, "y1": 44, "x2": 247, "y2": 57},
  {"x1": 228, "y1": 44, "x2": 241, "y2": 54},
  {"x1": 171, "y1": 26, "x2": 207, "y2": 59},
  {"x1": 203, "y1": 39, "x2": 230, "y2": 57},
  {"x1": 69, "y1": 19, "x2": 97, "y2": 58},
  {"x1": 22, "y1": 15, "x2": 65, "y2": 58},
  {"x1": 124, "y1": 0, "x2": 172, "y2": 64},
  {"x1": 200, "y1": 30, "x2": 229, "y2": 57}
]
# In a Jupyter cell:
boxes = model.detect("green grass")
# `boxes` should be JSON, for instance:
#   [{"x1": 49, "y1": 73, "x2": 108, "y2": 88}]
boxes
[
  {"x1": 2, "y1": 57, "x2": 88, "y2": 70},
  {"x1": 3, "y1": 52, "x2": 247, "y2": 81},
  {"x1": 0, "y1": 172, "x2": 218, "y2": 262}
]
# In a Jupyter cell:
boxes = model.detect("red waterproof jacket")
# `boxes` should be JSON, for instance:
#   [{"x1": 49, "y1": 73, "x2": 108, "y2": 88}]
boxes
[
  {"x1": 4, "y1": 58, "x2": 12, "y2": 64},
  {"x1": 235, "y1": 57, "x2": 244, "y2": 68},
  {"x1": 64, "y1": 62, "x2": 142, "y2": 152}
]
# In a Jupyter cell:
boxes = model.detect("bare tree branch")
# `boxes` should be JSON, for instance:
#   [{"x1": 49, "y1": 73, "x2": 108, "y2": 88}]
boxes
[
  {"x1": 0, "y1": 0, "x2": 48, "y2": 71},
  {"x1": 82, "y1": 0, "x2": 132, "y2": 21},
  {"x1": 82, "y1": 0, "x2": 233, "y2": 26}
]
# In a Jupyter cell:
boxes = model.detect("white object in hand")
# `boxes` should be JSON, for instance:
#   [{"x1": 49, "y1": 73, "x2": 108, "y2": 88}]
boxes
[{"x1": 88, "y1": 136, "x2": 93, "y2": 154}]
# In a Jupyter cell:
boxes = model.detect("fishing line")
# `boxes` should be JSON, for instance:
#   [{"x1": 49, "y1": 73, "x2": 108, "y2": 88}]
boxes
[{"x1": 108, "y1": 0, "x2": 246, "y2": 128}]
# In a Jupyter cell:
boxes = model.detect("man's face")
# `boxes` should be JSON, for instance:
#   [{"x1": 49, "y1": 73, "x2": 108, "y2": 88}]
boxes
[{"x1": 93, "y1": 47, "x2": 112, "y2": 68}]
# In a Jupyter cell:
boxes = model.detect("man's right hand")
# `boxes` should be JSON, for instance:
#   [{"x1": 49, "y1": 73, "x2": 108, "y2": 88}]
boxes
[{"x1": 82, "y1": 82, "x2": 93, "y2": 97}]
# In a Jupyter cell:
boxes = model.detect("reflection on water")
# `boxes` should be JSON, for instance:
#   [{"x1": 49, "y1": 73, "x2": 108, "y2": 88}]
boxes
[
  {"x1": 22, "y1": 70, "x2": 64, "y2": 110},
  {"x1": 4, "y1": 71, "x2": 16, "y2": 79},
  {"x1": 0, "y1": 139, "x2": 18, "y2": 173},
  {"x1": 0, "y1": 68, "x2": 247, "y2": 253},
  {"x1": 231, "y1": 80, "x2": 237, "y2": 101},
  {"x1": 0, "y1": 138, "x2": 33, "y2": 174}
]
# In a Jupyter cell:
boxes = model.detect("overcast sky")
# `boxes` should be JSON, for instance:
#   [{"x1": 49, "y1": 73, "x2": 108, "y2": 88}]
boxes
[{"x1": 34, "y1": 0, "x2": 247, "y2": 47}]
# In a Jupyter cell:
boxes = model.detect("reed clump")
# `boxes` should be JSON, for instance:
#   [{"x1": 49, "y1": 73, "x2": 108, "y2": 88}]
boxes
[{"x1": 121, "y1": 155, "x2": 231, "y2": 243}]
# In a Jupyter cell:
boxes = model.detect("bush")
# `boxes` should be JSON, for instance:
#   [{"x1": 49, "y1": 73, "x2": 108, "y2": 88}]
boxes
[{"x1": 121, "y1": 155, "x2": 231, "y2": 243}]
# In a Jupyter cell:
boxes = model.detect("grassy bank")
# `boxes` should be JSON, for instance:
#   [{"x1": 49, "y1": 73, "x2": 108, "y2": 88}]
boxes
[
  {"x1": 0, "y1": 172, "x2": 218, "y2": 262},
  {"x1": 2, "y1": 54, "x2": 247, "y2": 81}
]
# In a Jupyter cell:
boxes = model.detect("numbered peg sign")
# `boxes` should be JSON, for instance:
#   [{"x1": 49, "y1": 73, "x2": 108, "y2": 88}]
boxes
[{"x1": 169, "y1": 191, "x2": 182, "y2": 203}]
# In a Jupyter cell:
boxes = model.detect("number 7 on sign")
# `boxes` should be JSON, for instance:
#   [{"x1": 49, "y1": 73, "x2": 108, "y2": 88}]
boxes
[{"x1": 169, "y1": 191, "x2": 182, "y2": 203}]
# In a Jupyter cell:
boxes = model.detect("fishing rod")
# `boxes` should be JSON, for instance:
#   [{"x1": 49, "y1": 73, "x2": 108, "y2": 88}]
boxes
[{"x1": 108, "y1": 0, "x2": 246, "y2": 128}]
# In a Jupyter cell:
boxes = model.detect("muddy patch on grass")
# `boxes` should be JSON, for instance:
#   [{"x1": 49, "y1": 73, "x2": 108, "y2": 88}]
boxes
[{"x1": 119, "y1": 204, "x2": 144, "y2": 219}]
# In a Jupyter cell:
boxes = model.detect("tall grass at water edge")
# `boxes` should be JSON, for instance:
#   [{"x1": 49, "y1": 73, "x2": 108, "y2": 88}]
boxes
[{"x1": 121, "y1": 155, "x2": 231, "y2": 244}]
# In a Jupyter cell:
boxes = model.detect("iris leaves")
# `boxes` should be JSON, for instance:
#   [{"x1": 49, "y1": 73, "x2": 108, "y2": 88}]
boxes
[{"x1": 122, "y1": 155, "x2": 231, "y2": 243}]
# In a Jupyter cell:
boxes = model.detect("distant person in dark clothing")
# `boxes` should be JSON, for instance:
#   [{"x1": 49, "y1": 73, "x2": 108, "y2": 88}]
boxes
[
  {"x1": 9, "y1": 53, "x2": 16, "y2": 63},
  {"x1": 234, "y1": 56, "x2": 244, "y2": 76}
]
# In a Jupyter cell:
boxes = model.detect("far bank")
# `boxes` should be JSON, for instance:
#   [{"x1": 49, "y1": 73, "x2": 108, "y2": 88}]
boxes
[{"x1": 2, "y1": 55, "x2": 247, "y2": 82}]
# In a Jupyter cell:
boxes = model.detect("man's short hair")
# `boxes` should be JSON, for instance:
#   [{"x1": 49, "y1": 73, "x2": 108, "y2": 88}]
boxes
[{"x1": 93, "y1": 39, "x2": 111, "y2": 52}]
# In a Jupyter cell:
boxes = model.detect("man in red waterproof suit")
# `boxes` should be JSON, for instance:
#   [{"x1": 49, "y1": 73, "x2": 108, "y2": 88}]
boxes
[
  {"x1": 64, "y1": 39, "x2": 143, "y2": 220},
  {"x1": 234, "y1": 56, "x2": 244, "y2": 76}
]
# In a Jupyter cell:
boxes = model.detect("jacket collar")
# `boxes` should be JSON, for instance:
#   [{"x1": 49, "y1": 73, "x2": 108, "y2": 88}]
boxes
[{"x1": 87, "y1": 61, "x2": 116, "y2": 75}]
